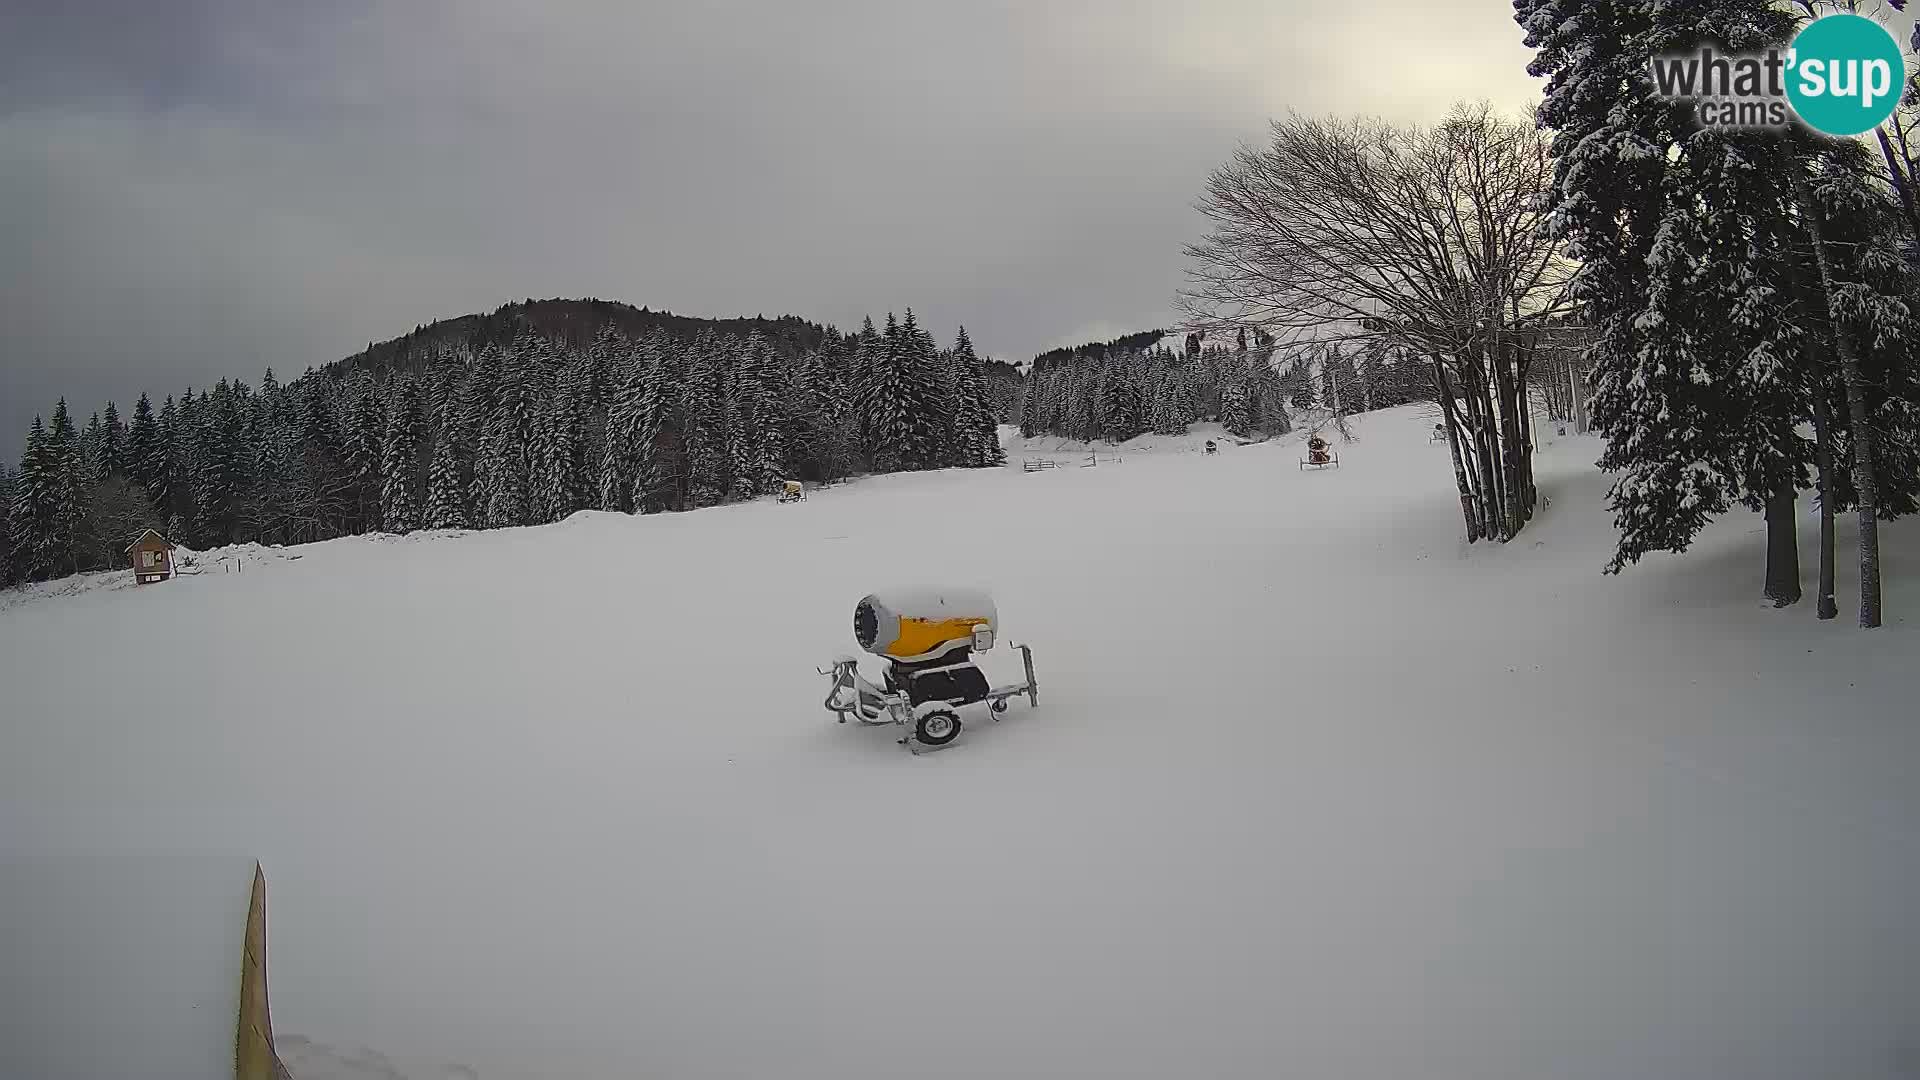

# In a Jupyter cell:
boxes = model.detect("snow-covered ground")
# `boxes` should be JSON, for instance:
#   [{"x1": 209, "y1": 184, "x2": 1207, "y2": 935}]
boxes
[
  {"x1": 999, "y1": 419, "x2": 1255, "y2": 461},
  {"x1": 3, "y1": 405, "x2": 1918, "y2": 1080}
]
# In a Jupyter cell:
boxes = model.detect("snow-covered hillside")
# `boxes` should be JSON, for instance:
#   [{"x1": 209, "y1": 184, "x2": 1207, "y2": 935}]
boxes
[{"x1": 3, "y1": 406, "x2": 1917, "y2": 1080}]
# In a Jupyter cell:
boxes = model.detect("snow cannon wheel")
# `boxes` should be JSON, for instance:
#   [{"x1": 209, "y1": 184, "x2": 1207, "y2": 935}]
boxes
[
  {"x1": 991, "y1": 698, "x2": 1009, "y2": 714},
  {"x1": 915, "y1": 708, "x2": 962, "y2": 746}
]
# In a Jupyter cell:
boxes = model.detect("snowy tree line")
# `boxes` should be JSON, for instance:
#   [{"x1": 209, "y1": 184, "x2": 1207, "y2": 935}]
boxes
[
  {"x1": 3, "y1": 311, "x2": 1005, "y2": 586},
  {"x1": 1520, "y1": 0, "x2": 1920, "y2": 627},
  {"x1": 1017, "y1": 343, "x2": 1295, "y2": 442},
  {"x1": 1014, "y1": 326, "x2": 1449, "y2": 445}
]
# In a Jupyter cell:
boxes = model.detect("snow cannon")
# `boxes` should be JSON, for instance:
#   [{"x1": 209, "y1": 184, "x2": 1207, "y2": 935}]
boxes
[
  {"x1": 854, "y1": 587, "x2": 997, "y2": 662},
  {"x1": 821, "y1": 587, "x2": 1039, "y2": 754}
]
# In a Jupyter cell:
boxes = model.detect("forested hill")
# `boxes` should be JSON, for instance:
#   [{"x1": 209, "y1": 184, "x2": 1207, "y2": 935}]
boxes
[
  {"x1": 328, "y1": 298, "x2": 839, "y2": 380},
  {"x1": 1030, "y1": 329, "x2": 1167, "y2": 372}
]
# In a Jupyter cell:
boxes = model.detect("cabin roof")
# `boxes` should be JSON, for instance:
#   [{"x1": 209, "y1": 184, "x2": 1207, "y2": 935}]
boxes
[{"x1": 124, "y1": 528, "x2": 177, "y2": 553}]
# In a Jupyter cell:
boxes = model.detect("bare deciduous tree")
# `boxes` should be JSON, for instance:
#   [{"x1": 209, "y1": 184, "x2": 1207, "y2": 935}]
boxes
[{"x1": 1182, "y1": 102, "x2": 1573, "y2": 542}]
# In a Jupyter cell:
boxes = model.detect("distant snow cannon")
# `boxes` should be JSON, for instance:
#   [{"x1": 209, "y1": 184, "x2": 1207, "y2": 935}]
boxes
[{"x1": 822, "y1": 587, "x2": 1038, "y2": 753}]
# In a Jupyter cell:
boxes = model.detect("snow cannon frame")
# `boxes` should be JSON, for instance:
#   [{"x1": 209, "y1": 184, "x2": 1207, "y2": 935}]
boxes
[
  {"x1": 1300, "y1": 433, "x2": 1340, "y2": 470},
  {"x1": 820, "y1": 588, "x2": 1038, "y2": 754}
]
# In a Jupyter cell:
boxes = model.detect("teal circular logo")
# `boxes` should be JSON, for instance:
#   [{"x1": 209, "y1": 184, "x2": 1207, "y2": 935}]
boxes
[{"x1": 1787, "y1": 13, "x2": 1905, "y2": 136}]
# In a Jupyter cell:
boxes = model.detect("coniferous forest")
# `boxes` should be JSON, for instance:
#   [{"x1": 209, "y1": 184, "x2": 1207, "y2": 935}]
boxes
[
  {"x1": 1, "y1": 300, "x2": 1019, "y2": 585},
  {"x1": 1018, "y1": 342, "x2": 1293, "y2": 442}
]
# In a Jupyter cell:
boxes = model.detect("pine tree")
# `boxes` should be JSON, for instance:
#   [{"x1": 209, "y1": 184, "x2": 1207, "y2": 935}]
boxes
[
  {"x1": 945, "y1": 327, "x2": 1003, "y2": 467},
  {"x1": 10, "y1": 418, "x2": 59, "y2": 582},
  {"x1": 530, "y1": 381, "x2": 589, "y2": 524},
  {"x1": 423, "y1": 386, "x2": 470, "y2": 532},
  {"x1": 0, "y1": 466, "x2": 13, "y2": 587},
  {"x1": 1099, "y1": 359, "x2": 1145, "y2": 443},
  {"x1": 1150, "y1": 368, "x2": 1188, "y2": 436},
  {"x1": 476, "y1": 343, "x2": 539, "y2": 528},
  {"x1": 248, "y1": 377, "x2": 293, "y2": 544},
  {"x1": 682, "y1": 335, "x2": 729, "y2": 507},
  {"x1": 101, "y1": 401, "x2": 125, "y2": 480},
  {"x1": 732, "y1": 332, "x2": 785, "y2": 492},
  {"x1": 80, "y1": 412, "x2": 107, "y2": 489},
  {"x1": 381, "y1": 376, "x2": 426, "y2": 533},
  {"x1": 859, "y1": 314, "x2": 906, "y2": 470},
  {"x1": 630, "y1": 337, "x2": 683, "y2": 512},
  {"x1": 896, "y1": 310, "x2": 945, "y2": 468},
  {"x1": 600, "y1": 339, "x2": 647, "y2": 513},
  {"x1": 192, "y1": 380, "x2": 248, "y2": 547},
  {"x1": 44, "y1": 400, "x2": 81, "y2": 577},
  {"x1": 127, "y1": 393, "x2": 163, "y2": 504},
  {"x1": 1521, "y1": 0, "x2": 1812, "y2": 575},
  {"x1": 342, "y1": 373, "x2": 383, "y2": 532}
]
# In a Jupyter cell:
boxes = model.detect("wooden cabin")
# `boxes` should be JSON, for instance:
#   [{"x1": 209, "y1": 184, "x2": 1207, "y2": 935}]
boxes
[{"x1": 126, "y1": 529, "x2": 177, "y2": 584}]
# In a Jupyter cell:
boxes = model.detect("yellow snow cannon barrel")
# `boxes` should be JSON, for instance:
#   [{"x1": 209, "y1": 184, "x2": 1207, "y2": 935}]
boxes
[{"x1": 854, "y1": 588, "x2": 998, "y2": 662}]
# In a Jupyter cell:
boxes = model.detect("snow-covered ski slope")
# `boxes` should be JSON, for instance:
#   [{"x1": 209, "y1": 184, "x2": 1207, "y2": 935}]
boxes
[{"x1": 4, "y1": 405, "x2": 1918, "y2": 1080}]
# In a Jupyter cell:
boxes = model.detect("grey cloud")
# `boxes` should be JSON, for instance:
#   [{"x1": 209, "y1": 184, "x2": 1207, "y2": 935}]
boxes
[{"x1": 2, "y1": 0, "x2": 1543, "y2": 448}]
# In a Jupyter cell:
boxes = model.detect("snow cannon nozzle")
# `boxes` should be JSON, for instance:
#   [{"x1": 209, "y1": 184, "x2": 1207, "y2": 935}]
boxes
[{"x1": 853, "y1": 587, "x2": 998, "y2": 662}]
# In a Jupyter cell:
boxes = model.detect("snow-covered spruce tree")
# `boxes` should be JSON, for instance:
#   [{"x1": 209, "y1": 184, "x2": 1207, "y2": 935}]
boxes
[
  {"x1": 1018, "y1": 365, "x2": 1048, "y2": 438},
  {"x1": 733, "y1": 332, "x2": 785, "y2": 492},
  {"x1": 1790, "y1": 135, "x2": 1920, "y2": 625},
  {"x1": 192, "y1": 380, "x2": 251, "y2": 547},
  {"x1": 681, "y1": 334, "x2": 731, "y2": 508},
  {"x1": 848, "y1": 316, "x2": 882, "y2": 462},
  {"x1": 861, "y1": 313, "x2": 914, "y2": 471},
  {"x1": 44, "y1": 400, "x2": 82, "y2": 577},
  {"x1": 243, "y1": 372, "x2": 286, "y2": 543},
  {"x1": 1150, "y1": 367, "x2": 1188, "y2": 435},
  {"x1": 1099, "y1": 356, "x2": 1146, "y2": 442},
  {"x1": 127, "y1": 393, "x2": 163, "y2": 506},
  {"x1": 896, "y1": 310, "x2": 947, "y2": 469},
  {"x1": 931, "y1": 347, "x2": 965, "y2": 467},
  {"x1": 475, "y1": 342, "x2": 541, "y2": 528},
  {"x1": 288, "y1": 376, "x2": 351, "y2": 541},
  {"x1": 1220, "y1": 372, "x2": 1253, "y2": 439},
  {"x1": 380, "y1": 375, "x2": 426, "y2": 534},
  {"x1": 1067, "y1": 363, "x2": 1099, "y2": 441},
  {"x1": 0, "y1": 466, "x2": 13, "y2": 587},
  {"x1": 598, "y1": 334, "x2": 644, "y2": 513},
  {"x1": 80, "y1": 413, "x2": 106, "y2": 492},
  {"x1": 462, "y1": 344, "x2": 504, "y2": 478},
  {"x1": 530, "y1": 362, "x2": 591, "y2": 523},
  {"x1": 950, "y1": 327, "x2": 1004, "y2": 466},
  {"x1": 1519, "y1": 0, "x2": 1810, "y2": 582},
  {"x1": 99, "y1": 401, "x2": 124, "y2": 483},
  {"x1": 9, "y1": 419, "x2": 56, "y2": 582},
  {"x1": 632, "y1": 334, "x2": 689, "y2": 512},
  {"x1": 793, "y1": 345, "x2": 860, "y2": 481},
  {"x1": 155, "y1": 394, "x2": 188, "y2": 536},
  {"x1": 528, "y1": 397, "x2": 562, "y2": 522},
  {"x1": 424, "y1": 394, "x2": 470, "y2": 531},
  {"x1": 337, "y1": 373, "x2": 382, "y2": 534}
]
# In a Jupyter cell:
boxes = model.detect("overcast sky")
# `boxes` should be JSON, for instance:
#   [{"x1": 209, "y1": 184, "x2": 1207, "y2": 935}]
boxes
[{"x1": 1, "y1": 0, "x2": 1542, "y2": 450}]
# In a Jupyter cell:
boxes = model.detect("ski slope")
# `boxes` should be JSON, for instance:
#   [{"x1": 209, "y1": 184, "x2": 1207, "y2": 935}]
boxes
[{"x1": 3, "y1": 406, "x2": 1918, "y2": 1080}]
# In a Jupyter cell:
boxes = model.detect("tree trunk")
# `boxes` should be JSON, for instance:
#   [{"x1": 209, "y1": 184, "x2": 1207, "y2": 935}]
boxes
[
  {"x1": 1468, "y1": 367, "x2": 1506, "y2": 539},
  {"x1": 1763, "y1": 487, "x2": 1801, "y2": 607},
  {"x1": 1501, "y1": 345, "x2": 1536, "y2": 529},
  {"x1": 1515, "y1": 366, "x2": 1537, "y2": 519},
  {"x1": 1434, "y1": 358, "x2": 1482, "y2": 542},
  {"x1": 1811, "y1": 389, "x2": 1839, "y2": 621},
  {"x1": 1496, "y1": 355, "x2": 1523, "y2": 536},
  {"x1": 1793, "y1": 170, "x2": 1884, "y2": 628}
]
